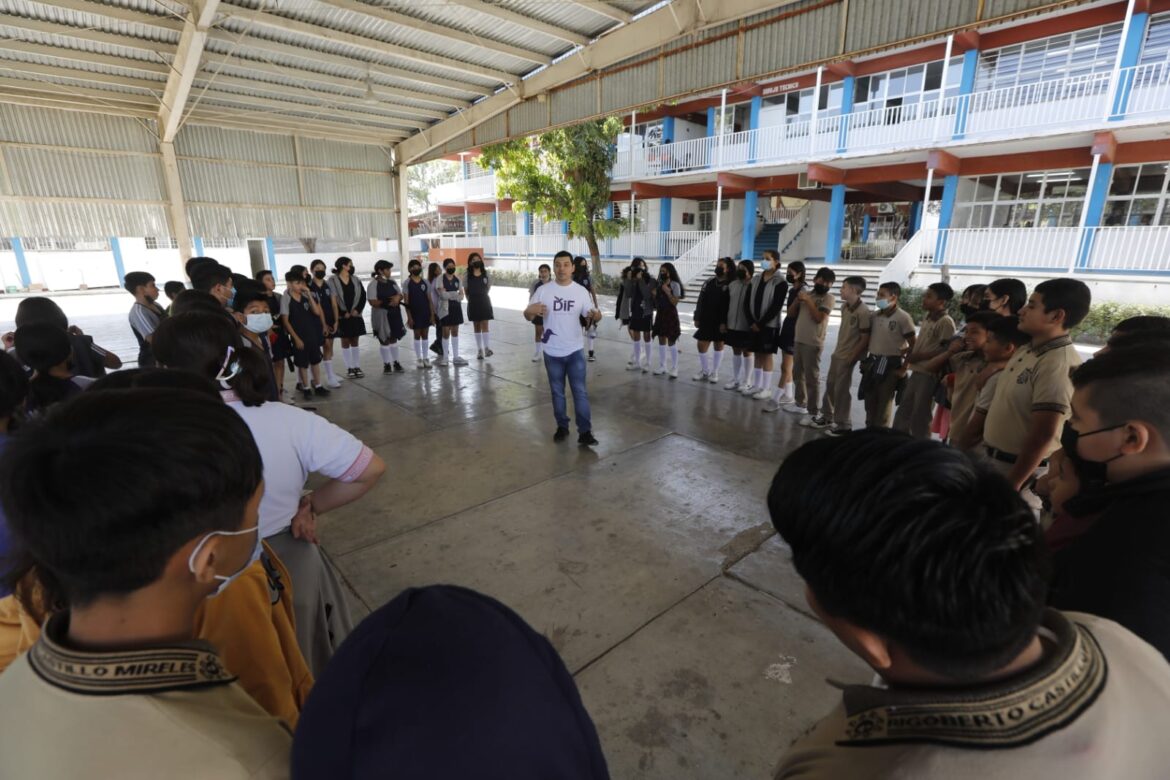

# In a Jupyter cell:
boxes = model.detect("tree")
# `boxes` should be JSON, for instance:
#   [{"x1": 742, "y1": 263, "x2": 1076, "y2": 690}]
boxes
[
  {"x1": 480, "y1": 117, "x2": 627, "y2": 278},
  {"x1": 407, "y1": 160, "x2": 461, "y2": 234}
]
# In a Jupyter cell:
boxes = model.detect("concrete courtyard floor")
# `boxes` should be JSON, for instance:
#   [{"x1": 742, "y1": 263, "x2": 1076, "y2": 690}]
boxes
[{"x1": 3, "y1": 287, "x2": 870, "y2": 778}]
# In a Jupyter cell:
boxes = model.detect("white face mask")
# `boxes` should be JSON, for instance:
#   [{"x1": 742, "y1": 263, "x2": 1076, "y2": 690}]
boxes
[
  {"x1": 245, "y1": 312, "x2": 273, "y2": 333},
  {"x1": 188, "y1": 525, "x2": 262, "y2": 597}
]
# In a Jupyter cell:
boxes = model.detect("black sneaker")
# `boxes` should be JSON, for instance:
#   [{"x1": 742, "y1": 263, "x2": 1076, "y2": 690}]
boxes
[
  {"x1": 553, "y1": 426, "x2": 570, "y2": 443},
  {"x1": 296, "y1": 382, "x2": 305, "y2": 391},
  {"x1": 302, "y1": 387, "x2": 313, "y2": 401},
  {"x1": 314, "y1": 385, "x2": 330, "y2": 397},
  {"x1": 383, "y1": 363, "x2": 393, "y2": 374},
  {"x1": 353, "y1": 367, "x2": 365, "y2": 378},
  {"x1": 346, "y1": 369, "x2": 355, "y2": 377},
  {"x1": 393, "y1": 361, "x2": 404, "y2": 373},
  {"x1": 825, "y1": 425, "x2": 853, "y2": 437},
  {"x1": 577, "y1": 431, "x2": 599, "y2": 446},
  {"x1": 587, "y1": 351, "x2": 596, "y2": 362}
]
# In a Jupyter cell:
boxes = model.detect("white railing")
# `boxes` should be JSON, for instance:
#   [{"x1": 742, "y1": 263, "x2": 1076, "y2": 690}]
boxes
[
  {"x1": 463, "y1": 172, "x2": 497, "y2": 200},
  {"x1": 674, "y1": 231, "x2": 721, "y2": 285},
  {"x1": 754, "y1": 118, "x2": 812, "y2": 164},
  {"x1": 842, "y1": 99, "x2": 948, "y2": 152},
  {"x1": 760, "y1": 204, "x2": 801, "y2": 224},
  {"x1": 958, "y1": 70, "x2": 1112, "y2": 137},
  {"x1": 879, "y1": 230, "x2": 927, "y2": 286},
  {"x1": 842, "y1": 238, "x2": 904, "y2": 260},
  {"x1": 431, "y1": 179, "x2": 466, "y2": 205},
  {"x1": 610, "y1": 230, "x2": 711, "y2": 259},
  {"x1": 1087, "y1": 226, "x2": 1170, "y2": 272},
  {"x1": 776, "y1": 202, "x2": 811, "y2": 260},
  {"x1": 455, "y1": 230, "x2": 712, "y2": 260},
  {"x1": 1114, "y1": 61, "x2": 1170, "y2": 118}
]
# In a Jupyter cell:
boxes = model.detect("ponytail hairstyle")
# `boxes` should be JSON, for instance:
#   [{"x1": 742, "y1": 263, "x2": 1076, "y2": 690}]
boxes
[
  {"x1": 13, "y1": 323, "x2": 77, "y2": 413},
  {"x1": 658, "y1": 261, "x2": 685, "y2": 298},
  {"x1": 373, "y1": 259, "x2": 393, "y2": 279},
  {"x1": 152, "y1": 312, "x2": 273, "y2": 406},
  {"x1": 334, "y1": 256, "x2": 354, "y2": 275},
  {"x1": 427, "y1": 262, "x2": 442, "y2": 283}
]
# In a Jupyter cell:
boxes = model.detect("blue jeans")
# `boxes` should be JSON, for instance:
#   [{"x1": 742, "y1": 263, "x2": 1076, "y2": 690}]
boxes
[{"x1": 543, "y1": 350, "x2": 591, "y2": 433}]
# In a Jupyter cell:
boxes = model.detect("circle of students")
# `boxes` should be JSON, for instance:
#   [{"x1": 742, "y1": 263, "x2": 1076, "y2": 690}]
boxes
[{"x1": 0, "y1": 247, "x2": 1169, "y2": 779}]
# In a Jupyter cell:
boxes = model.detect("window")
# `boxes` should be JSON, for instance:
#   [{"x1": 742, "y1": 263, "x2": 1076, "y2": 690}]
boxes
[
  {"x1": 0, "y1": 238, "x2": 11, "y2": 252},
  {"x1": 764, "y1": 82, "x2": 844, "y2": 123},
  {"x1": 144, "y1": 236, "x2": 179, "y2": 250},
  {"x1": 976, "y1": 23, "x2": 1122, "y2": 91},
  {"x1": 854, "y1": 57, "x2": 963, "y2": 113},
  {"x1": 21, "y1": 238, "x2": 109, "y2": 252},
  {"x1": 1103, "y1": 163, "x2": 1170, "y2": 226},
  {"x1": 202, "y1": 237, "x2": 244, "y2": 249},
  {"x1": 696, "y1": 200, "x2": 729, "y2": 232},
  {"x1": 1140, "y1": 13, "x2": 1170, "y2": 65},
  {"x1": 950, "y1": 169, "x2": 1092, "y2": 229}
]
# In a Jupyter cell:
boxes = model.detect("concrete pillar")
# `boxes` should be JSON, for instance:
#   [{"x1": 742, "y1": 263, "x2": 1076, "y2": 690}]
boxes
[
  {"x1": 861, "y1": 213, "x2": 871, "y2": 243},
  {"x1": 517, "y1": 211, "x2": 529, "y2": 235},
  {"x1": 1077, "y1": 161, "x2": 1114, "y2": 268},
  {"x1": 1111, "y1": 10, "x2": 1150, "y2": 118},
  {"x1": 741, "y1": 191, "x2": 759, "y2": 260},
  {"x1": 825, "y1": 184, "x2": 847, "y2": 263},
  {"x1": 837, "y1": 75, "x2": 855, "y2": 153},
  {"x1": 660, "y1": 197, "x2": 672, "y2": 233},
  {"x1": 110, "y1": 236, "x2": 126, "y2": 284},
  {"x1": 953, "y1": 48, "x2": 980, "y2": 139},
  {"x1": 706, "y1": 106, "x2": 716, "y2": 136},
  {"x1": 907, "y1": 203, "x2": 922, "y2": 238},
  {"x1": 10, "y1": 237, "x2": 31, "y2": 289},
  {"x1": 605, "y1": 203, "x2": 614, "y2": 258},
  {"x1": 934, "y1": 175, "x2": 960, "y2": 265}
]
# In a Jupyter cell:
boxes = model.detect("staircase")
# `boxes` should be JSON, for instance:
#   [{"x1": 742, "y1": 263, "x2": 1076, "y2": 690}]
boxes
[{"x1": 753, "y1": 222, "x2": 786, "y2": 261}]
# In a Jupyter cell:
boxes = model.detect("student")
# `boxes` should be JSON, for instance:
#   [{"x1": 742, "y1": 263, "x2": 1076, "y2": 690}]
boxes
[
  {"x1": 723, "y1": 260, "x2": 755, "y2": 391},
  {"x1": 367, "y1": 260, "x2": 406, "y2": 374},
  {"x1": 769, "y1": 430, "x2": 1170, "y2": 780},
  {"x1": 403, "y1": 259, "x2": 434, "y2": 368},
  {"x1": 1101, "y1": 315, "x2": 1170, "y2": 353},
  {"x1": 125, "y1": 270, "x2": 165, "y2": 368},
  {"x1": 1032, "y1": 448, "x2": 1097, "y2": 552},
  {"x1": 466, "y1": 253, "x2": 495, "y2": 360},
  {"x1": 13, "y1": 324, "x2": 94, "y2": 416},
  {"x1": 1048, "y1": 343, "x2": 1170, "y2": 660},
  {"x1": 651, "y1": 262, "x2": 684, "y2": 379},
  {"x1": 12, "y1": 296, "x2": 121, "y2": 378},
  {"x1": 693, "y1": 257, "x2": 733, "y2": 383},
  {"x1": 256, "y1": 269, "x2": 293, "y2": 397},
  {"x1": 0, "y1": 389, "x2": 293, "y2": 778},
  {"x1": 742, "y1": 250, "x2": 788, "y2": 399},
  {"x1": 0, "y1": 351, "x2": 27, "y2": 598},
  {"x1": 154, "y1": 313, "x2": 386, "y2": 677},
  {"x1": 281, "y1": 265, "x2": 331, "y2": 401},
  {"x1": 818, "y1": 275, "x2": 871, "y2": 435},
  {"x1": 328, "y1": 256, "x2": 367, "y2": 378},
  {"x1": 616, "y1": 257, "x2": 653, "y2": 372},
  {"x1": 860, "y1": 282, "x2": 916, "y2": 428},
  {"x1": 920, "y1": 311, "x2": 998, "y2": 446},
  {"x1": 892, "y1": 282, "x2": 956, "y2": 439},
  {"x1": 956, "y1": 315, "x2": 1028, "y2": 451},
  {"x1": 436, "y1": 259, "x2": 468, "y2": 368},
  {"x1": 233, "y1": 283, "x2": 282, "y2": 403},
  {"x1": 163, "y1": 280, "x2": 186, "y2": 315},
  {"x1": 191, "y1": 262, "x2": 237, "y2": 309},
  {"x1": 426, "y1": 262, "x2": 445, "y2": 359},
  {"x1": 982, "y1": 278, "x2": 1090, "y2": 499},
  {"x1": 573, "y1": 256, "x2": 600, "y2": 362},
  {"x1": 981, "y1": 277, "x2": 1027, "y2": 316},
  {"x1": 773, "y1": 259, "x2": 807, "y2": 405},
  {"x1": 957, "y1": 283, "x2": 987, "y2": 325},
  {"x1": 291, "y1": 585, "x2": 610, "y2": 780},
  {"x1": 771, "y1": 267, "x2": 835, "y2": 419},
  {"x1": 523, "y1": 251, "x2": 601, "y2": 445},
  {"x1": 526, "y1": 264, "x2": 552, "y2": 362},
  {"x1": 309, "y1": 260, "x2": 342, "y2": 388}
]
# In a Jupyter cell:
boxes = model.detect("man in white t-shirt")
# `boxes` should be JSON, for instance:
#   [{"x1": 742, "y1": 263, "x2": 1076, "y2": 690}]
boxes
[{"x1": 524, "y1": 251, "x2": 602, "y2": 445}]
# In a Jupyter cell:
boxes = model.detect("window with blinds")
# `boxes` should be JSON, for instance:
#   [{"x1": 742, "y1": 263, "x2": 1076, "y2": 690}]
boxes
[
  {"x1": 1140, "y1": 12, "x2": 1170, "y2": 65},
  {"x1": 951, "y1": 170, "x2": 1092, "y2": 229},
  {"x1": 976, "y1": 23, "x2": 1123, "y2": 92}
]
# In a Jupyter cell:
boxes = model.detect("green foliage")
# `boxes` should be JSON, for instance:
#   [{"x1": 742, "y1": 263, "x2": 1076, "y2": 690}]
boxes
[
  {"x1": 407, "y1": 160, "x2": 459, "y2": 217},
  {"x1": 897, "y1": 286, "x2": 960, "y2": 324}
]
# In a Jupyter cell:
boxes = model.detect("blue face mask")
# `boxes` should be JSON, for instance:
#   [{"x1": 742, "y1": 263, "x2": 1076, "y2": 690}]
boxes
[
  {"x1": 225, "y1": 286, "x2": 237, "y2": 309},
  {"x1": 875, "y1": 298, "x2": 891, "y2": 311}
]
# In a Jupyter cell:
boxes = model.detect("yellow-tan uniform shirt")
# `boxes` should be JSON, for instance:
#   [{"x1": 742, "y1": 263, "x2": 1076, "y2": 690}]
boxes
[{"x1": 983, "y1": 335, "x2": 1081, "y2": 457}]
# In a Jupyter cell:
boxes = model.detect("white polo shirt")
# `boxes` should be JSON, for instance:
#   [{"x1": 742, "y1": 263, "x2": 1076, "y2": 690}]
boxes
[{"x1": 528, "y1": 281, "x2": 597, "y2": 358}]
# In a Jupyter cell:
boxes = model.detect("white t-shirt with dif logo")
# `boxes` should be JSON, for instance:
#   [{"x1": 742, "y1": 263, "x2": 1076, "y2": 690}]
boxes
[{"x1": 529, "y1": 281, "x2": 598, "y2": 358}]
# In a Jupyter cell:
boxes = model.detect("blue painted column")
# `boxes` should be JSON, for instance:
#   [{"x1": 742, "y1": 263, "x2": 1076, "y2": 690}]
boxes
[
  {"x1": 659, "y1": 197, "x2": 672, "y2": 233},
  {"x1": 935, "y1": 174, "x2": 960, "y2": 265},
  {"x1": 193, "y1": 236, "x2": 205, "y2": 257},
  {"x1": 1077, "y1": 161, "x2": 1114, "y2": 268},
  {"x1": 836, "y1": 75, "x2": 856, "y2": 153},
  {"x1": 1111, "y1": 11, "x2": 1151, "y2": 119},
  {"x1": 605, "y1": 203, "x2": 614, "y2": 257},
  {"x1": 861, "y1": 213, "x2": 871, "y2": 243},
  {"x1": 706, "y1": 107, "x2": 716, "y2": 136},
  {"x1": 747, "y1": 96, "x2": 762, "y2": 163},
  {"x1": 661, "y1": 116, "x2": 676, "y2": 173},
  {"x1": 741, "y1": 191, "x2": 759, "y2": 260},
  {"x1": 560, "y1": 220, "x2": 569, "y2": 235},
  {"x1": 110, "y1": 236, "x2": 126, "y2": 284},
  {"x1": 265, "y1": 237, "x2": 277, "y2": 273},
  {"x1": 908, "y1": 202, "x2": 922, "y2": 238},
  {"x1": 10, "y1": 237, "x2": 31, "y2": 289},
  {"x1": 825, "y1": 184, "x2": 847, "y2": 263},
  {"x1": 953, "y1": 48, "x2": 980, "y2": 139},
  {"x1": 517, "y1": 211, "x2": 529, "y2": 235}
]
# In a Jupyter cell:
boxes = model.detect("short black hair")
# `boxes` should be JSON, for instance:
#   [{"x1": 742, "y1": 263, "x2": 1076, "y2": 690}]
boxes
[
  {"x1": 878, "y1": 281, "x2": 901, "y2": 298},
  {"x1": 285, "y1": 264, "x2": 309, "y2": 284},
  {"x1": 985, "y1": 315, "x2": 1029, "y2": 347},
  {"x1": 1034, "y1": 278, "x2": 1091, "y2": 329},
  {"x1": 0, "y1": 350, "x2": 28, "y2": 420},
  {"x1": 927, "y1": 282, "x2": 955, "y2": 301},
  {"x1": 767, "y1": 430, "x2": 1048, "y2": 681},
  {"x1": 186, "y1": 256, "x2": 218, "y2": 277},
  {"x1": 253, "y1": 269, "x2": 273, "y2": 283},
  {"x1": 1111, "y1": 315, "x2": 1170, "y2": 339},
  {"x1": 163, "y1": 281, "x2": 186, "y2": 300},
  {"x1": 335, "y1": 256, "x2": 354, "y2": 272},
  {"x1": 537, "y1": 263, "x2": 551, "y2": 273},
  {"x1": 1107, "y1": 329, "x2": 1170, "y2": 351},
  {"x1": 88, "y1": 368, "x2": 220, "y2": 397},
  {"x1": 787, "y1": 261, "x2": 805, "y2": 277},
  {"x1": 171, "y1": 289, "x2": 232, "y2": 318},
  {"x1": 814, "y1": 267, "x2": 836, "y2": 284},
  {"x1": 231, "y1": 279, "x2": 270, "y2": 312},
  {"x1": 190, "y1": 263, "x2": 233, "y2": 293},
  {"x1": 123, "y1": 271, "x2": 154, "y2": 295},
  {"x1": 310, "y1": 259, "x2": 327, "y2": 272},
  {"x1": 987, "y1": 278, "x2": 1028, "y2": 314},
  {"x1": 373, "y1": 260, "x2": 393, "y2": 277},
  {"x1": 1073, "y1": 343, "x2": 1170, "y2": 444},
  {"x1": 0, "y1": 389, "x2": 262, "y2": 607},
  {"x1": 762, "y1": 249, "x2": 779, "y2": 262},
  {"x1": 14, "y1": 297, "x2": 68, "y2": 330},
  {"x1": 962, "y1": 283, "x2": 988, "y2": 302},
  {"x1": 843, "y1": 275, "x2": 866, "y2": 293},
  {"x1": 14, "y1": 323, "x2": 69, "y2": 373},
  {"x1": 962, "y1": 311, "x2": 1003, "y2": 331},
  {"x1": 553, "y1": 250, "x2": 573, "y2": 263},
  {"x1": 153, "y1": 312, "x2": 272, "y2": 407}
]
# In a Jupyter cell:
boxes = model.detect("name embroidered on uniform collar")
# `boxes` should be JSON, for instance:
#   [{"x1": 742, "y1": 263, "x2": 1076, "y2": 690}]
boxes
[{"x1": 836, "y1": 611, "x2": 1107, "y2": 749}]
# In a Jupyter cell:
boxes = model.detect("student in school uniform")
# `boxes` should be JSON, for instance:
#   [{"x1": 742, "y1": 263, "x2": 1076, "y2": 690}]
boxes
[
  {"x1": 954, "y1": 315, "x2": 1028, "y2": 452},
  {"x1": 651, "y1": 262, "x2": 685, "y2": 379},
  {"x1": 281, "y1": 265, "x2": 331, "y2": 401},
  {"x1": 723, "y1": 260, "x2": 755, "y2": 391},
  {"x1": 11, "y1": 296, "x2": 121, "y2": 378},
  {"x1": 426, "y1": 262, "x2": 444, "y2": 358},
  {"x1": 309, "y1": 259, "x2": 342, "y2": 388},
  {"x1": 256, "y1": 269, "x2": 293, "y2": 399},
  {"x1": 403, "y1": 259, "x2": 434, "y2": 369},
  {"x1": 232, "y1": 282, "x2": 282, "y2": 403},
  {"x1": 818, "y1": 276, "x2": 871, "y2": 435},
  {"x1": 437, "y1": 258, "x2": 468, "y2": 367},
  {"x1": 772, "y1": 260, "x2": 807, "y2": 405},
  {"x1": 893, "y1": 282, "x2": 957, "y2": 439},
  {"x1": 981, "y1": 277, "x2": 1027, "y2": 316},
  {"x1": 328, "y1": 257, "x2": 367, "y2": 378},
  {"x1": 921, "y1": 310, "x2": 1000, "y2": 446},
  {"x1": 367, "y1": 260, "x2": 406, "y2": 375},
  {"x1": 616, "y1": 257, "x2": 654, "y2": 372},
  {"x1": 13, "y1": 323, "x2": 94, "y2": 416},
  {"x1": 693, "y1": 257, "x2": 733, "y2": 384},
  {"x1": 526, "y1": 264, "x2": 552, "y2": 362},
  {"x1": 573, "y1": 256, "x2": 600, "y2": 362},
  {"x1": 861, "y1": 282, "x2": 917, "y2": 428},
  {"x1": 742, "y1": 251, "x2": 788, "y2": 400},
  {"x1": 465, "y1": 253, "x2": 495, "y2": 360},
  {"x1": 125, "y1": 270, "x2": 165, "y2": 368},
  {"x1": 163, "y1": 281, "x2": 186, "y2": 316},
  {"x1": 769, "y1": 267, "x2": 835, "y2": 419}
]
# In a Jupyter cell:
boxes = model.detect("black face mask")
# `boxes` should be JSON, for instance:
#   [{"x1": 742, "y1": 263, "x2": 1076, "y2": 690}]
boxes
[
  {"x1": 959, "y1": 303, "x2": 978, "y2": 318},
  {"x1": 785, "y1": 273, "x2": 796, "y2": 285},
  {"x1": 409, "y1": 267, "x2": 421, "y2": 277},
  {"x1": 738, "y1": 270, "x2": 749, "y2": 281},
  {"x1": 979, "y1": 299, "x2": 994, "y2": 312},
  {"x1": 813, "y1": 283, "x2": 829, "y2": 296},
  {"x1": 714, "y1": 268, "x2": 725, "y2": 278},
  {"x1": 313, "y1": 270, "x2": 326, "y2": 280},
  {"x1": 1060, "y1": 420, "x2": 1125, "y2": 490},
  {"x1": 659, "y1": 273, "x2": 669, "y2": 282},
  {"x1": 445, "y1": 267, "x2": 456, "y2": 275}
]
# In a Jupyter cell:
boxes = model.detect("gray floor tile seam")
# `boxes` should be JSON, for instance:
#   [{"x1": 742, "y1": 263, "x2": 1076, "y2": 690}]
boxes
[
  {"x1": 721, "y1": 569, "x2": 822, "y2": 625},
  {"x1": 330, "y1": 375, "x2": 435, "y2": 422},
  {"x1": 322, "y1": 545, "x2": 375, "y2": 615},
  {"x1": 329, "y1": 428, "x2": 679, "y2": 560}
]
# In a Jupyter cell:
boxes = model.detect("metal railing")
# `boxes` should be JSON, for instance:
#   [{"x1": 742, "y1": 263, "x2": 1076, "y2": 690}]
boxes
[
  {"x1": 905, "y1": 226, "x2": 1170, "y2": 273},
  {"x1": 776, "y1": 202, "x2": 811, "y2": 259},
  {"x1": 1113, "y1": 61, "x2": 1170, "y2": 118},
  {"x1": 440, "y1": 230, "x2": 713, "y2": 262},
  {"x1": 1087, "y1": 225, "x2": 1170, "y2": 272},
  {"x1": 674, "y1": 231, "x2": 721, "y2": 284}
]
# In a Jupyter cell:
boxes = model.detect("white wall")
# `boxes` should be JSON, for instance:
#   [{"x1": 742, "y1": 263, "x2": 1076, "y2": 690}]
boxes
[
  {"x1": 908, "y1": 266, "x2": 1166, "y2": 307},
  {"x1": 802, "y1": 200, "x2": 832, "y2": 260},
  {"x1": 673, "y1": 119, "x2": 706, "y2": 142}
]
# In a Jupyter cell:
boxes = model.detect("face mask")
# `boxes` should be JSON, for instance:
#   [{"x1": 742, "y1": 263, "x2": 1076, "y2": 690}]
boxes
[
  {"x1": 409, "y1": 267, "x2": 421, "y2": 277},
  {"x1": 1060, "y1": 421, "x2": 1125, "y2": 489},
  {"x1": 245, "y1": 312, "x2": 273, "y2": 333},
  {"x1": 188, "y1": 525, "x2": 262, "y2": 597},
  {"x1": 313, "y1": 270, "x2": 326, "y2": 280},
  {"x1": 714, "y1": 268, "x2": 724, "y2": 278},
  {"x1": 225, "y1": 287, "x2": 236, "y2": 309},
  {"x1": 813, "y1": 283, "x2": 829, "y2": 296},
  {"x1": 446, "y1": 267, "x2": 456, "y2": 275},
  {"x1": 739, "y1": 270, "x2": 749, "y2": 281},
  {"x1": 876, "y1": 298, "x2": 891, "y2": 311},
  {"x1": 659, "y1": 273, "x2": 669, "y2": 282},
  {"x1": 980, "y1": 299, "x2": 996, "y2": 312},
  {"x1": 959, "y1": 303, "x2": 978, "y2": 318}
]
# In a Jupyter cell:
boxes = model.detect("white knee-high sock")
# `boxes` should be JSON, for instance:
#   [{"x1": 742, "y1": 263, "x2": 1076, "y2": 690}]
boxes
[
  {"x1": 534, "y1": 340, "x2": 542, "y2": 357},
  {"x1": 451, "y1": 335, "x2": 460, "y2": 358},
  {"x1": 588, "y1": 331, "x2": 596, "y2": 350},
  {"x1": 732, "y1": 354, "x2": 742, "y2": 381},
  {"x1": 657, "y1": 343, "x2": 666, "y2": 369},
  {"x1": 324, "y1": 362, "x2": 337, "y2": 382},
  {"x1": 752, "y1": 368, "x2": 763, "y2": 388},
  {"x1": 712, "y1": 350, "x2": 723, "y2": 372},
  {"x1": 379, "y1": 345, "x2": 392, "y2": 363},
  {"x1": 443, "y1": 338, "x2": 451, "y2": 358},
  {"x1": 350, "y1": 346, "x2": 360, "y2": 366},
  {"x1": 474, "y1": 332, "x2": 483, "y2": 350},
  {"x1": 669, "y1": 346, "x2": 678, "y2": 371},
  {"x1": 483, "y1": 332, "x2": 490, "y2": 351},
  {"x1": 760, "y1": 371, "x2": 773, "y2": 390},
  {"x1": 413, "y1": 339, "x2": 422, "y2": 359},
  {"x1": 341, "y1": 348, "x2": 352, "y2": 370},
  {"x1": 631, "y1": 340, "x2": 640, "y2": 362},
  {"x1": 389, "y1": 344, "x2": 399, "y2": 362},
  {"x1": 771, "y1": 384, "x2": 784, "y2": 402},
  {"x1": 699, "y1": 352, "x2": 710, "y2": 373}
]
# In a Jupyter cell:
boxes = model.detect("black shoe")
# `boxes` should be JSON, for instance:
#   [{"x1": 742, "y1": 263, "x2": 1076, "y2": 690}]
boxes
[
  {"x1": 383, "y1": 363, "x2": 393, "y2": 374},
  {"x1": 353, "y1": 367, "x2": 365, "y2": 378},
  {"x1": 577, "y1": 431, "x2": 599, "y2": 446},
  {"x1": 302, "y1": 388, "x2": 313, "y2": 401},
  {"x1": 314, "y1": 385, "x2": 330, "y2": 397},
  {"x1": 553, "y1": 426, "x2": 570, "y2": 443},
  {"x1": 346, "y1": 368, "x2": 355, "y2": 377},
  {"x1": 393, "y1": 361, "x2": 404, "y2": 373},
  {"x1": 588, "y1": 351, "x2": 596, "y2": 362},
  {"x1": 296, "y1": 382, "x2": 305, "y2": 391}
]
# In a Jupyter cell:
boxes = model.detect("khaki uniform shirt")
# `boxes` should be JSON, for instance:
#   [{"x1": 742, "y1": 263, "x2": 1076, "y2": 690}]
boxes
[
  {"x1": 983, "y1": 335, "x2": 1081, "y2": 457},
  {"x1": 794, "y1": 292, "x2": 836, "y2": 347},
  {"x1": 868, "y1": 306, "x2": 916, "y2": 357},
  {"x1": 832, "y1": 301, "x2": 872, "y2": 361},
  {"x1": 0, "y1": 611, "x2": 292, "y2": 779},
  {"x1": 775, "y1": 610, "x2": 1170, "y2": 780},
  {"x1": 948, "y1": 351, "x2": 987, "y2": 442},
  {"x1": 907, "y1": 313, "x2": 956, "y2": 373}
]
